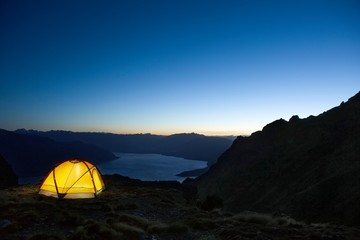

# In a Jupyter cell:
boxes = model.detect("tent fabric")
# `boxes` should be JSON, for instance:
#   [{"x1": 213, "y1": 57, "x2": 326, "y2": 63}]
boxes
[{"x1": 39, "y1": 159, "x2": 105, "y2": 199}]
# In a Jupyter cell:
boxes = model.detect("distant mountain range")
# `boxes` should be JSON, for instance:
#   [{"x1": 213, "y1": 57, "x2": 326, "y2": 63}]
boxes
[
  {"x1": 0, "y1": 129, "x2": 116, "y2": 177},
  {"x1": 14, "y1": 130, "x2": 233, "y2": 165},
  {"x1": 0, "y1": 130, "x2": 233, "y2": 178},
  {"x1": 195, "y1": 91, "x2": 360, "y2": 226}
]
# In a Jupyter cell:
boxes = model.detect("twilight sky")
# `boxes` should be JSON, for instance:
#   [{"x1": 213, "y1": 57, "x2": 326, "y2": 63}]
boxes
[{"x1": 1, "y1": 0, "x2": 359, "y2": 136}]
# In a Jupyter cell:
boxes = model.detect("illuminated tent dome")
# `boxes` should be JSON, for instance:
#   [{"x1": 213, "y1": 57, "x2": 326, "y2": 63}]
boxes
[{"x1": 39, "y1": 159, "x2": 105, "y2": 199}]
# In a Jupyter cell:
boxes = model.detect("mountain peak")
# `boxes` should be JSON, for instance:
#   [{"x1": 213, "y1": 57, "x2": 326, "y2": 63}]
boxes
[
  {"x1": 195, "y1": 90, "x2": 360, "y2": 226},
  {"x1": 348, "y1": 90, "x2": 360, "y2": 102}
]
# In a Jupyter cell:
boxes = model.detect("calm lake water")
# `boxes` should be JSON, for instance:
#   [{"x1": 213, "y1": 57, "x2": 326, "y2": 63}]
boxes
[
  {"x1": 98, "y1": 153, "x2": 207, "y2": 182},
  {"x1": 19, "y1": 153, "x2": 207, "y2": 184}
]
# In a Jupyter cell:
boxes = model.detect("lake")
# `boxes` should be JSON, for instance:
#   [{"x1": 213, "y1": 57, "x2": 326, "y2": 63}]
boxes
[
  {"x1": 97, "y1": 153, "x2": 207, "y2": 182},
  {"x1": 19, "y1": 153, "x2": 207, "y2": 184}
]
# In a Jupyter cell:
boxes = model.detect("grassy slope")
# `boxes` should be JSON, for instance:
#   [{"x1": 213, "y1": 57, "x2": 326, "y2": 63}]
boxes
[{"x1": 1, "y1": 175, "x2": 360, "y2": 240}]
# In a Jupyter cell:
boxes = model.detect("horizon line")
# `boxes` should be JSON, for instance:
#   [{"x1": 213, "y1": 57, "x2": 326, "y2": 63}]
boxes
[{"x1": 5, "y1": 127, "x2": 250, "y2": 137}]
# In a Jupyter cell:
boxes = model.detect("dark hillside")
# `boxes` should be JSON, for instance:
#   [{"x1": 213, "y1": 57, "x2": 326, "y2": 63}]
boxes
[
  {"x1": 195, "y1": 91, "x2": 360, "y2": 226},
  {"x1": 0, "y1": 129, "x2": 116, "y2": 177},
  {"x1": 159, "y1": 133, "x2": 231, "y2": 165},
  {"x1": 0, "y1": 154, "x2": 17, "y2": 188}
]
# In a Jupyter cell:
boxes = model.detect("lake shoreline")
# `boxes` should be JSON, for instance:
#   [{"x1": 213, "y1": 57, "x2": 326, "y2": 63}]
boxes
[
  {"x1": 98, "y1": 153, "x2": 208, "y2": 182},
  {"x1": 176, "y1": 167, "x2": 209, "y2": 177}
]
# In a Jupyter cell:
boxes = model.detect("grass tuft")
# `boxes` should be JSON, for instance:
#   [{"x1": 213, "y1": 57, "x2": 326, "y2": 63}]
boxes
[
  {"x1": 184, "y1": 216, "x2": 217, "y2": 230},
  {"x1": 111, "y1": 222, "x2": 145, "y2": 238},
  {"x1": 114, "y1": 202, "x2": 138, "y2": 210},
  {"x1": 17, "y1": 210, "x2": 42, "y2": 225},
  {"x1": 147, "y1": 222, "x2": 168, "y2": 234},
  {"x1": 197, "y1": 235, "x2": 219, "y2": 240},
  {"x1": 147, "y1": 221, "x2": 189, "y2": 234},
  {"x1": 70, "y1": 221, "x2": 122, "y2": 240},
  {"x1": 0, "y1": 221, "x2": 19, "y2": 234},
  {"x1": 167, "y1": 222, "x2": 189, "y2": 233},
  {"x1": 232, "y1": 212, "x2": 273, "y2": 225},
  {"x1": 28, "y1": 233, "x2": 64, "y2": 240},
  {"x1": 231, "y1": 212, "x2": 304, "y2": 227},
  {"x1": 117, "y1": 213, "x2": 150, "y2": 229}
]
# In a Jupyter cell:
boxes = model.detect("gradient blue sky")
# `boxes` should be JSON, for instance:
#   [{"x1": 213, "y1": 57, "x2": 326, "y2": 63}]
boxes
[{"x1": 1, "y1": 0, "x2": 359, "y2": 135}]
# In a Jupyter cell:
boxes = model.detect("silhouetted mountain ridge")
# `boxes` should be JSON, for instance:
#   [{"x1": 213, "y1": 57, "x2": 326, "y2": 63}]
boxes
[
  {"x1": 195, "y1": 91, "x2": 360, "y2": 226},
  {"x1": 14, "y1": 131, "x2": 232, "y2": 165},
  {"x1": 0, "y1": 129, "x2": 116, "y2": 177}
]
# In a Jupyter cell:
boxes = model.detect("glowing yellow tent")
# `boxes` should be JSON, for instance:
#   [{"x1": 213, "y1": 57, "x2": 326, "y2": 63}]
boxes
[{"x1": 39, "y1": 159, "x2": 105, "y2": 199}]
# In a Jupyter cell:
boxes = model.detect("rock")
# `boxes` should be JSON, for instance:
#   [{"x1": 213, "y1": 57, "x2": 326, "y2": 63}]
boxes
[{"x1": 289, "y1": 115, "x2": 300, "y2": 122}]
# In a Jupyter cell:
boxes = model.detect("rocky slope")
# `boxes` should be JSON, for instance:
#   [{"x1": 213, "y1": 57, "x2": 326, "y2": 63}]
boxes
[
  {"x1": 0, "y1": 154, "x2": 17, "y2": 189},
  {"x1": 195, "y1": 91, "x2": 360, "y2": 226}
]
